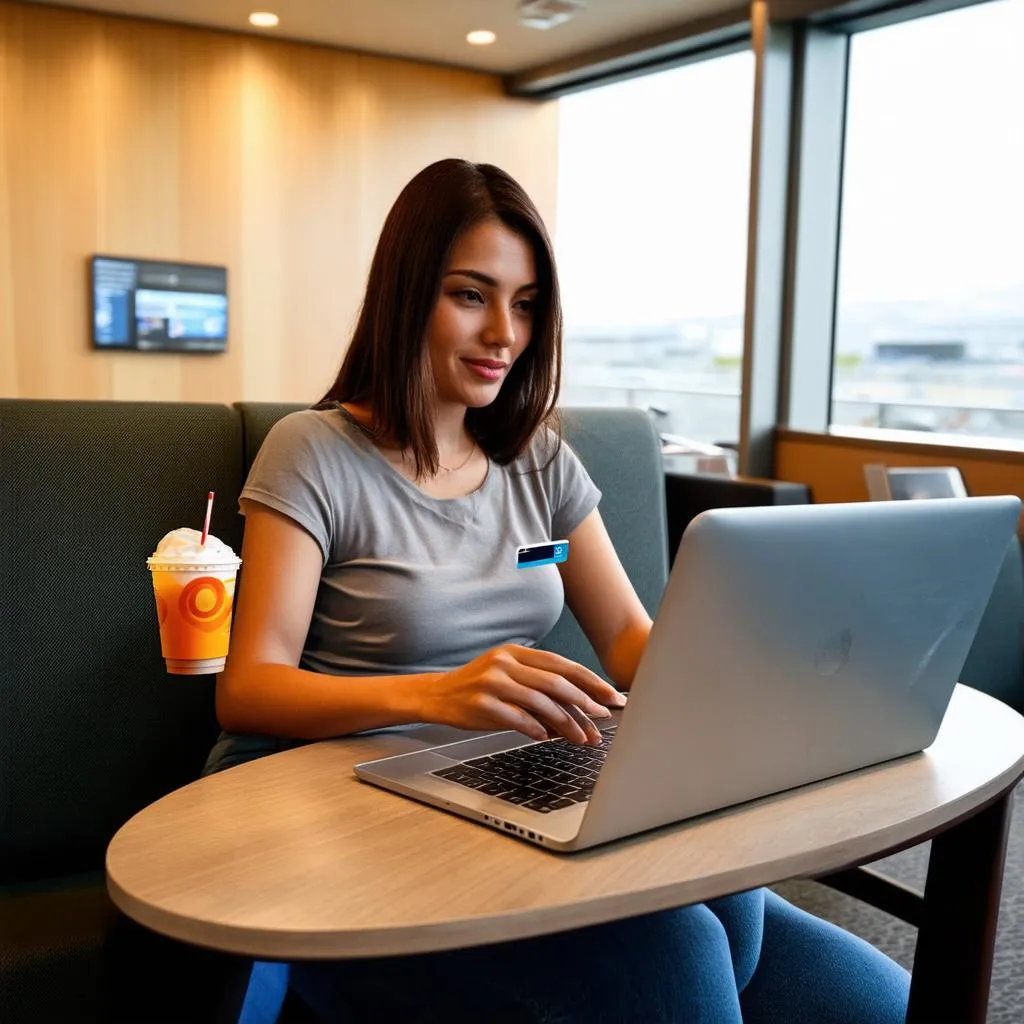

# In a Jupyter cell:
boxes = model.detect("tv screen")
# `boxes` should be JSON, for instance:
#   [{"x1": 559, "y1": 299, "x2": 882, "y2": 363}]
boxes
[{"x1": 91, "y1": 256, "x2": 228, "y2": 353}]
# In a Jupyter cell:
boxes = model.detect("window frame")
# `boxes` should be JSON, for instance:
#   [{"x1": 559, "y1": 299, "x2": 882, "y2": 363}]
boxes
[
  {"x1": 777, "y1": 0, "x2": 1024, "y2": 461},
  {"x1": 524, "y1": 0, "x2": 1022, "y2": 468}
]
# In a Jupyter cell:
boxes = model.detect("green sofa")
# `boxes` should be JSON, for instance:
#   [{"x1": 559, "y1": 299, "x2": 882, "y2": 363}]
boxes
[
  {"x1": 3, "y1": 397, "x2": 1019, "y2": 1023},
  {"x1": 0, "y1": 399, "x2": 669, "y2": 1023}
]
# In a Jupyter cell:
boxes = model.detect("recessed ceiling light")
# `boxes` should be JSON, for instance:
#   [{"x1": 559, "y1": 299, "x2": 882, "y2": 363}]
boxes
[
  {"x1": 249, "y1": 12, "x2": 279, "y2": 28},
  {"x1": 466, "y1": 30, "x2": 497, "y2": 45}
]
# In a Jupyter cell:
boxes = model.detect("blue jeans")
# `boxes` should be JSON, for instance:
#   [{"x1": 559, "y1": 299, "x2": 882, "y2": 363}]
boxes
[
  {"x1": 278, "y1": 888, "x2": 909, "y2": 1023},
  {"x1": 207, "y1": 738, "x2": 909, "y2": 1024}
]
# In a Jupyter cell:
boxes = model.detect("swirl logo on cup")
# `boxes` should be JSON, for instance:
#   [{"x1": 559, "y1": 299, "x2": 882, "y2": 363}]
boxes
[{"x1": 179, "y1": 576, "x2": 233, "y2": 632}]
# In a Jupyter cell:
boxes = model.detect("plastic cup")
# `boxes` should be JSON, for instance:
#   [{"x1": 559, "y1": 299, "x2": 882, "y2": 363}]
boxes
[{"x1": 147, "y1": 556, "x2": 241, "y2": 675}]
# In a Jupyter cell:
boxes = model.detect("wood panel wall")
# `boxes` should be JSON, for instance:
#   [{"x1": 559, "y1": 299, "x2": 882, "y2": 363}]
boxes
[
  {"x1": 775, "y1": 430, "x2": 1024, "y2": 510},
  {"x1": 0, "y1": 2, "x2": 558, "y2": 402}
]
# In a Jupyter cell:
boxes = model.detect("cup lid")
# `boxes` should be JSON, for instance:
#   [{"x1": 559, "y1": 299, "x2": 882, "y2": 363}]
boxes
[{"x1": 147, "y1": 556, "x2": 241, "y2": 571}]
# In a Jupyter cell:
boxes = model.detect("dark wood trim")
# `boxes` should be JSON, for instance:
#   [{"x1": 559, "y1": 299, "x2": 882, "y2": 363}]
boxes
[
  {"x1": 504, "y1": 8, "x2": 751, "y2": 97},
  {"x1": 817, "y1": 866, "x2": 924, "y2": 926},
  {"x1": 769, "y1": 0, "x2": 984, "y2": 24},
  {"x1": 907, "y1": 791, "x2": 1015, "y2": 1023},
  {"x1": 802, "y1": 779, "x2": 1022, "y2": 1024}
]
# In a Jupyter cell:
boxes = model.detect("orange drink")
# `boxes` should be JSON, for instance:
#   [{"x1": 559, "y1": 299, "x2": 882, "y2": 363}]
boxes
[{"x1": 147, "y1": 528, "x2": 241, "y2": 675}]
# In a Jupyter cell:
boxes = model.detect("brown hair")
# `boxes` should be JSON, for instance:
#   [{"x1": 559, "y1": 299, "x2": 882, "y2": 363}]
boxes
[{"x1": 319, "y1": 158, "x2": 562, "y2": 477}]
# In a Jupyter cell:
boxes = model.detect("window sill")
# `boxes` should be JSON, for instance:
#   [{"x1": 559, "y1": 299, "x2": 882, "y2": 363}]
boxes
[{"x1": 776, "y1": 425, "x2": 1024, "y2": 464}]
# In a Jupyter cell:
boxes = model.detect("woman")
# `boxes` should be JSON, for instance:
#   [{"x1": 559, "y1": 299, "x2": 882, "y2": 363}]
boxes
[{"x1": 207, "y1": 158, "x2": 910, "y2": 1023}]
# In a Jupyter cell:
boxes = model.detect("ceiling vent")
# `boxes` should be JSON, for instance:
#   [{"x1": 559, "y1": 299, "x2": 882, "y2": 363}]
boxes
[{"x1": 519, "y1": 0, "x2": 588, "y2": 31}]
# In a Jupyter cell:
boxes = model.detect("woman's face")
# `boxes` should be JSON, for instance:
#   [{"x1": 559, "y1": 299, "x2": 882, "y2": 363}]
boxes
[{"x1": 425, "y1": 217, "x2": 538, "y2": 411}]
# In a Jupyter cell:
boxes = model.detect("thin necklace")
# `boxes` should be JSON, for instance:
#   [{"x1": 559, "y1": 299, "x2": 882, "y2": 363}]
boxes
[
  {"x1": 340, "y1": 406, "x2": 476, "y2": 476},
  {"x1": 438, "y1": 441, "x2": 477, "y2": 474}
]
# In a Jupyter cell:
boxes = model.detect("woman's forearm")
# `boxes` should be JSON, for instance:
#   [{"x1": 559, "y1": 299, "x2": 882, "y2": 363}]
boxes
[
  {"x1": 601, "y1": 618, "x2": 653, "y2": 691},
  {"x1": 216, "y1": 661, "x2": 442, "y2": 739}
]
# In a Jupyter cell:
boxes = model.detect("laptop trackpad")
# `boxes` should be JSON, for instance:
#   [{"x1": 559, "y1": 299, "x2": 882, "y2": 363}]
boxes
[{"x1": 355, "y1": 732, "x2": 525, "y2": 780}]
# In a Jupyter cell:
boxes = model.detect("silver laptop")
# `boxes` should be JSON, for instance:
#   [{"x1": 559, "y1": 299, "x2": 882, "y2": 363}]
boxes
[{"x1": 355, "y1": 495, "x2": 1020, "y2": 852}]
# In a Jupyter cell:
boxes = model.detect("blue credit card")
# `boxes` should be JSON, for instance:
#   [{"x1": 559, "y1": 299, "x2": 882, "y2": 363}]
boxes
[{"x1": 516, "y1": 539, "x2": 569, "y2": 569}]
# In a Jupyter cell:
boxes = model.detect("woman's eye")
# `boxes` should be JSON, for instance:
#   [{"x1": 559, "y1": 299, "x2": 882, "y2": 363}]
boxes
[
  {"x1": 514, "y1": 298, "x2": 535, "y2": 315},
  {"x1": 456, "y1": 289, "x2": 484, "y2": 304}
]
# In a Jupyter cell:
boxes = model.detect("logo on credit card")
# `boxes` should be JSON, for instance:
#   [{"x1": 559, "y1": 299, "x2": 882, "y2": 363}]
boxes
[{"x1": 516, "y1": 540, "x2": 569, "y2": 569}]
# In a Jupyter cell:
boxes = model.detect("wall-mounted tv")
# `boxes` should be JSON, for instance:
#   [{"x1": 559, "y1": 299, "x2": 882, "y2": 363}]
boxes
[{"x1": 91, "y1": 256, "x2": 228, "y2": 353}]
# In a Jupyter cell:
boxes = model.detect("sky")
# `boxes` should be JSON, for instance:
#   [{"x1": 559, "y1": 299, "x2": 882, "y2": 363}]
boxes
[
  {"x1": 838, "y1": 0, "x2": 1024, "y2": 310},
  {"x1": 555, "y1": 0, "x2": 1024, "y2": 330},
  {"x1": 556, "y1": 51, "x2": 754, "y2": 329}
]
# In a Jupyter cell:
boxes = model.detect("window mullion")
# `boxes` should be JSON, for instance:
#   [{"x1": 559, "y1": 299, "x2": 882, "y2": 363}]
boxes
[
  {"x1": 782, "y1": 26, "x2": 850, "y2": 433},
  {"x1": 738, "y1": 1, "x2": 796, "y2": 477}
]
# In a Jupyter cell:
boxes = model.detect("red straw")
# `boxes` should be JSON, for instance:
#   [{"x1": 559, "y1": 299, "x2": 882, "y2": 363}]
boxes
[{"x1": 200, "y1": 491, "x2": 214, "y2": 547}]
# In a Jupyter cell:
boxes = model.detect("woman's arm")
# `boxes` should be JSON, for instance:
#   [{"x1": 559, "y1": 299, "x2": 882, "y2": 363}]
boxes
[
  {"x1": 216, "y1": 503, "x2": 429, "y2": 738},
  {"x1": 217, "y1": 504, "x2": 624, "y2": 742},
  {"x1": 558, "y1": 509, "x2": 653, "y2": 690}
]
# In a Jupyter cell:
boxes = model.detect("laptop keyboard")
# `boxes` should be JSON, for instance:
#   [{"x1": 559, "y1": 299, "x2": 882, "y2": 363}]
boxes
[{"x1": 429, "y1": 728, "x2": 616, "y2": 814}]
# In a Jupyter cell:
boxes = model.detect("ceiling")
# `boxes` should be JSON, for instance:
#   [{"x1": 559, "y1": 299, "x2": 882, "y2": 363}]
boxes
[{"x1": 26, "y1": 0, "x2": 744, "y2": 76}]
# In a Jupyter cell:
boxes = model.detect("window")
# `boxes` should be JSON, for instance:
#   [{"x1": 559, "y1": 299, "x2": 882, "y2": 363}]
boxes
[
  {"x1": 832, "y1": 0, "x2": 1024, "y2": 440},
  {"x1": 555, "y1": 52, "x2": 755, "y2": 446}
]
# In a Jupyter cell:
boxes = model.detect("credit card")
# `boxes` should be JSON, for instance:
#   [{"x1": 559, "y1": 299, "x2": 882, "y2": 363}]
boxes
[{"x1": 516, "y1": 539, "x2": 569, "y2": 569}]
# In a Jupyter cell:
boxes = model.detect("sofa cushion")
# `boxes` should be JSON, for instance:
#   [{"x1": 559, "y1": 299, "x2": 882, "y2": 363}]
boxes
[
  {"x1": 0, "y1": 400, "x2": 244, "y2": 884},
  {"x1": 0, "y1": 873, "x2": 243, "y2": 1023},
  {"x1": 0, "y1": 876, "x2": 114, "y2": 1022}
]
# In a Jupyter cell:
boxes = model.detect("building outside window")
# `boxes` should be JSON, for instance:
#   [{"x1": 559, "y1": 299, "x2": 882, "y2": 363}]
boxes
[
  {"x1": 832, "y1": 0, "x2": 1024, "y2": 440},
  {"x1": 555, "y1": 51, "x2": 755, "y2": 446}
]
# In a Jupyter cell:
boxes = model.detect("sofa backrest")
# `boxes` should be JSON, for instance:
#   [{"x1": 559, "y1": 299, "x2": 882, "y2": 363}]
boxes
[
  {"x1": 537, "y1": 408, "x2": 668, "y2": 671},
  {"x1": 0, "y1": 400, "x2": 243, "y2": 884},
  {"x1": 4, "y1": 396, "x2": 1018, "y2": 884},
  {"x1": 235, "y1": 401, "x2": 307, "y2": 475},
  {"x1": 235, "y1": 403, "x2": 670, "y2": 677}
]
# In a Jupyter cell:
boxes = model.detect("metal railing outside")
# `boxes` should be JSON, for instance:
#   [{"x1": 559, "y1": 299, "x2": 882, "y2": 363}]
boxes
[{"x1": 561, "y1": 376, "x2": 1024, "y2": 444}]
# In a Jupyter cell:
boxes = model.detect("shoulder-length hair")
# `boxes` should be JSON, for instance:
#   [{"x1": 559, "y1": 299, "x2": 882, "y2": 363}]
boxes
[{"x1": 319, "y1": 158, "x2": 562, "y2": 477}]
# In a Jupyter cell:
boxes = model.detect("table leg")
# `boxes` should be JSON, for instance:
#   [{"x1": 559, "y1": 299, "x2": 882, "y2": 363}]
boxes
[{"x1": 906, "y1": 790, "x2": 1014, "y2": 1024}]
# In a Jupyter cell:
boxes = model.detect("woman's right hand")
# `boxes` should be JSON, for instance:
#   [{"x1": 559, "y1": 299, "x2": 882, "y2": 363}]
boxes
[{"x1": 418, "y1": 644, "x2": 627, "y2": 746}]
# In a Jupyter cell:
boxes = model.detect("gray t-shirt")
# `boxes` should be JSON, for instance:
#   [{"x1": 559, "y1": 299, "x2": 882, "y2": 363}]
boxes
[{"x1": 240, "y1": 407, "x2": 601, "y2": 677}]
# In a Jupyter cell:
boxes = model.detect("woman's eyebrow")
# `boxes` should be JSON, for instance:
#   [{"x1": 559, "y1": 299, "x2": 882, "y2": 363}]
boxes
[{"x1": 445, "y1": 269, "x2": 538, "y2": 292}]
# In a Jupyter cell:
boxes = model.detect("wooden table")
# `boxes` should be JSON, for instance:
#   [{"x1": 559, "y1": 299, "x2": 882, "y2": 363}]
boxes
[{"x1": 107, "y1": 685, "x2": 1024, "y2": 1022}]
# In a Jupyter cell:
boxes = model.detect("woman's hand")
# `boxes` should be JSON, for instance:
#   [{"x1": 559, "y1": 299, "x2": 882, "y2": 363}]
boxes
[{"x1": 419, "y1": 645, "x2": 627, "y2": 746}]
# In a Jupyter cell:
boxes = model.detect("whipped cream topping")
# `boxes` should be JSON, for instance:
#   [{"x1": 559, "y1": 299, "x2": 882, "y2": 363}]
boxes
[{"x1": 149, "y1": 527, "x2": 239, "y2": 566}]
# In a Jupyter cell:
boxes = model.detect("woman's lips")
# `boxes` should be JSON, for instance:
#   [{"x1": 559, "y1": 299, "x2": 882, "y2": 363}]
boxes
[{"x1": 463, "y1": 359, "x2": 507, "y2": 382}]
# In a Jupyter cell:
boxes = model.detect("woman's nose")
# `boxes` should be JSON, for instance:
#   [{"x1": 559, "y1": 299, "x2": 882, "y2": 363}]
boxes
[{"x1": 483, "y1": 305, "x2": 515, "y2": 346}]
